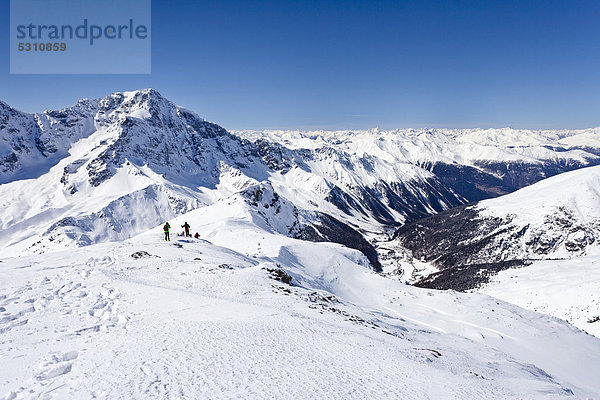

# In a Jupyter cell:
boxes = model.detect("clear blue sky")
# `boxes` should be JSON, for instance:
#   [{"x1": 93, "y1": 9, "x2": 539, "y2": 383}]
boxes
[{"x1": 1, "y1": 0, "x2": 599, "y2": 130}]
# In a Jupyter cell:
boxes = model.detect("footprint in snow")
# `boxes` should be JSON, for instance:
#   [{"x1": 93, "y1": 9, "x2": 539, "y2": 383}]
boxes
[
  {"x1": 62, "y1": 350, "x2": 79, "y2": 362},
  {"x1": 46, "y1": 350, "x2": 79, "y2": 364},
  {"x1": 34, "y1": 351, "x2": 79, "y2": 385},
  {"x1": 36, "y1": 363, "x2": 72, "y2": 381}
]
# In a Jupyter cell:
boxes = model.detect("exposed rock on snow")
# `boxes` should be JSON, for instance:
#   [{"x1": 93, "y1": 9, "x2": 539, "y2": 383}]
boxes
[{"x1": 237, "y1": 127, "x2": 600, "y2": 202}]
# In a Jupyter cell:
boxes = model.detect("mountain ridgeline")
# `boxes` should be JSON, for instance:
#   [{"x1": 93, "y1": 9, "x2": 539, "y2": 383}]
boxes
[{"x1": 1, "y1": 89, "x2": 600, "y2": 274}]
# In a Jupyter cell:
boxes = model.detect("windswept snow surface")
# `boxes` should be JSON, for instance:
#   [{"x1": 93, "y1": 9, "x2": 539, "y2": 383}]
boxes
[
  {"x1": 477, "y1": 256, "x2": 600, "y2": 338},
  {"x1": 3, "y1": 90, "x2": 600, "y2": 399},
  {"x1": 394, "y1": 165, "x2": 600, "y2": 339},
  {"x1": 2, "y1": 205, "x2": 600, "y2": 399}
]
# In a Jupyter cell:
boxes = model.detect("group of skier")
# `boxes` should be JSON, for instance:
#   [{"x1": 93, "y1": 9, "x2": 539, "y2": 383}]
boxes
[{"x1": 163, "y1": 221, "x2": 200, "y2": 241}]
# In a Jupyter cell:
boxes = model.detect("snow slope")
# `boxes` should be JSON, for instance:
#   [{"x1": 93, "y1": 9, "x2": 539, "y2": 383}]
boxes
[
  {"x1": 394, "y1": 165, "x2": 600, "y2": 337},
  {"x1": 3, "y1": 89, "x2": 600, "y2": 398},
  {"x1": 0, "y1": 89, "x2": 466, "y2": 258},
  {"x1": 2, "y1": 207, "x2": 600, "y2": 399},
  {"x1": 238, "y1": 128, "x2": 600, "y2": 201},
  {"x1": 396, "y1": 165, "x2": 600, "y2": 283},
  {"x1": 477, "y1": 256, "x2": 600, "y2": 337},
  {"x1": 469, "y1": 167, "x2": 600, "y2": 336},
  {"x1": 478, "y1": 165, "x2": 600, "y2": 257},
  {"x1": 238, "y1": 127, "x2": 600, "y2": 167}
]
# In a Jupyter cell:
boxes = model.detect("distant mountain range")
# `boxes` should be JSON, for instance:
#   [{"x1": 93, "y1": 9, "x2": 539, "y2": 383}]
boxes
[
  {"x1": 2, "y1": 89, "x2": 600, "y2": 335},
  {"x1": 2, "y1": 89, "x2": 600, "y2": 397},
  {"x1": 2, "y1": 89, "x2": 599, "y2": 257}
]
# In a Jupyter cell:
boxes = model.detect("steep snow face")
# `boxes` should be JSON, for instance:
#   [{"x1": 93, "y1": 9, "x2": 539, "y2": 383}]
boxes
[
  {"x1": 0, "y1": 99, "x2": 99, "y2": 183},
  {"x1": 267, "y1": 152, "x2": 465, "y2": 226},
  {"x1": 2, "y1": 205, "x2": 600, "y2": 399},
  {"x1": 2, "y1": 90, "x2": 599, "y2": 260},
  {"x1": 474, "y1": 164, "x2": 600, "y2": 259},
  {"x1": 0, "y1": 90, "x2": 287, "y2": 255},
  {"x1": 75, "y1": 89, "x2": 274, "y2": 189},
  {"x1": 478, "y1": 164, "x2": 600, "y2": 229},
  {"x1": 0, "y1": 89, "x2": 274, "y2": 189},
  {"x1": 391, "y1": 166, "x2": 600, "y2": 337},
  {"x1": 238, "y1": 127, "x2": 600, "y2": 165},
  {"x1": 397, "y1": 165, "x2": 600, "y2": 283},
  {"x1": 3, "y1": 90, "x2": 600, "y2": 398}
]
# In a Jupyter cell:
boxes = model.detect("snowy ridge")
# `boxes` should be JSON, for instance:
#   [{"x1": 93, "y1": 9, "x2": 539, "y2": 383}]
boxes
[
  {"x1": 397, "y1": 165, "x2": 600, "y2": 278},
  {"x1": 0, "y1": 90, "x2": 275, "y2": 256},
  {"x1": 479, "y1": 165, "x2": 600, "y2": 228},
  {"x1": 0, "y1": 89, "x2": 465, "y2": 257},
  {"x1": 3, "y1": 90, "x2": 600, "y2": 259},
  {"x1": 0, "y1": 98, "x2": 99, "y2": 183},
  {"x1": 2, "y1": 89, "x2": 600, "y2": 398},
  {"x1": 2, "y1": 201, "x2": 600, "y2": 398},
  {"x1": 239, "y1": 128, "x2": 600, "y2": 202}
]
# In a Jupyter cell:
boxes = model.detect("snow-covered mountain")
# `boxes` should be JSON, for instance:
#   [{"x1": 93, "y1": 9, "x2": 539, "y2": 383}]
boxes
[
  {"x1": 0, "y1": 90, "x2": 463, "y2": 262},
  {"x1": 0, "y1": 99, "x2": 99, "y2": 183},
  {"x1": 237, "y1": 127, "x2": 600, "y2": 202},
  {"x1": 396, "y1": 165, "x2": 600, "y2": 287},
  {"x1": 237, "y1": 127, "x2": 600, "y2": 280},
  {"x1": 2, "y1": 194, "x2": 600, "y2": 399},
  {"x1": 0, "y1": 91, "x2": 357, "y2": 261},
  {"x1": 237, "y1": 124, "x2": 600, "y2": 341},
  {"x1": 2, "y1": 89, "x2": 600, "y2": 263},
  {"x1": 3, "y1": 89, "x2": 600, "y2": 398},
  {"x1": 393, "y1": 165, "x2": 600, "y2": 335}
]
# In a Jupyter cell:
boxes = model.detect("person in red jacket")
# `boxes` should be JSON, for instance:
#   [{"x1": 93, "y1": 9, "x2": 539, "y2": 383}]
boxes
[{"x1": 182, "y1": 222, "x2": 191, "y2": 237}]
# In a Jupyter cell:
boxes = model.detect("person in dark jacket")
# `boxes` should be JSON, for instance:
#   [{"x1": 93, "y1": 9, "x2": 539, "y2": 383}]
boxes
[
  {"x1": 194, "y1": 232, "x2": 200, "y2": 239},
  {"x1": 182, "y1": 222, "x2": 191, "y2": 237},
  {"x1": 164, "y1": 222, "x2": 171, "y2": 241}
]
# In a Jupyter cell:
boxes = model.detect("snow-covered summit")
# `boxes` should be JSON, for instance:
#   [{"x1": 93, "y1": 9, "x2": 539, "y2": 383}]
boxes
[
  {"x1": 239, "y1": 126, "x2": 600, "y2": 164},
  {"x1": 0, "y1": 89, "x2": 270, "y2": 255},
  {"x1": 2, "y1": 89, "x2": 600, "y2": 261},
  {"x1": 479, "y1": 164, "x2": 600, "y2": 226},
  {"x1": 0, "y1": 90, "x2": 463, "y2": 257},
  {"x1": 2, "y1": 90, "x2": 600, "y2": 398}
]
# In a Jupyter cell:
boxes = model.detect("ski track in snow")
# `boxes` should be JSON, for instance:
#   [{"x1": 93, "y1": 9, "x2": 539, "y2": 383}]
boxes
[
  {"x1": 2, "y1": 89, "x2": 600, "y2": 400},
  {"x1": 2, "y1": 224, "x2": 599, "y2": 399}
]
